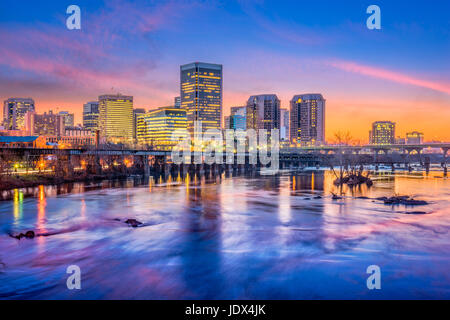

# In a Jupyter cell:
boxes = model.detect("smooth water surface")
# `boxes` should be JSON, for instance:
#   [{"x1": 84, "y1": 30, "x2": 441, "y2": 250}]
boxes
[{"x1": 0, "y1": 171, "x2": 449, "y2": 299}]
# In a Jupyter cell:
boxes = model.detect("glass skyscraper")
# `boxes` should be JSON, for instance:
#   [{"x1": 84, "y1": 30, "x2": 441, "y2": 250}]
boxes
[{"x1": 180, "y1": 62, "x2": 222, "y2": 135}]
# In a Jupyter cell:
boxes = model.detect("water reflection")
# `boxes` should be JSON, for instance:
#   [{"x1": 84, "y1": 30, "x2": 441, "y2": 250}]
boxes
[{"x1": 0, "y1": 171, "x2": 448, "y2": 299}]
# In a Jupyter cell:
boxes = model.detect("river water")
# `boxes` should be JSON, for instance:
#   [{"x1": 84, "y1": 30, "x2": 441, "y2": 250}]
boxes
[{"x1": 0, "y1": 170, "x2": 449, "y2": 299}]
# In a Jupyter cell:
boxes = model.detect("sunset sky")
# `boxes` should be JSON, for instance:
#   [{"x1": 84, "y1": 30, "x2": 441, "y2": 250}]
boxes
[{"x1": 0, "y1": 0, "x2": 449, "y2": 142}]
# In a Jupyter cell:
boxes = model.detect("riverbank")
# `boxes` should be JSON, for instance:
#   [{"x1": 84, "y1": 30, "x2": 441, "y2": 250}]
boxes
[{"x1": 0, "y1": 172, "x2": 128, "y2": 192}]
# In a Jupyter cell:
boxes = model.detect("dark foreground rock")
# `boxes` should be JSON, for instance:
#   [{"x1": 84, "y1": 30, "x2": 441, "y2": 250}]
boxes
[
  {"x1": 125, "y1": 219, "x2": 143, "y2": 228},
  {"x1": 383, "y1": 196, "x2": 428, "y2": 206},
  {"x1": 9, "y1": 230, "x2": 35, "y2": 240}
]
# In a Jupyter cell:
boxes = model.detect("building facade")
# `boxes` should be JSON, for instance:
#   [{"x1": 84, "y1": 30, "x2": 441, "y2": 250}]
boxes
[
  {"x1": 83, "y1": 101, "x2": 100, "y2": 132},
  {"x1": 406, "y1": 131, "x2": 424, "y2": 145},
  {"x1": 98, "y1": 94, "x2": 133, "y2": 144},
  {"x1": 30, "y1": 110, "x2": 65, "y2": 136},
  {"x1": 3, "y1": 98, "x2": 35, "y2": 130},
  {"x1": 133, "y1": 108, "x2": 146, "y2": 143},
  {"x1": 180, "y1": 62, "x2": 222, "y2": 134},
  {"x1": 369, "y1": 121, "x2": 396, "y2": 145},
  {"x1": 280, "y1": 108, "x2": 289, "y2": 141},
  {"x1": 290, "y1": 94, "x2": 325, "y2": 146},
  {"x1": 58, "y1": 111, "x2": 75, "y2": 128},
  {"x1": 246, "y1": 94, "x2": 280, "y2": 131},
  {"x1": 136, "y1": 107, "x2": 187, "y2": 150}
]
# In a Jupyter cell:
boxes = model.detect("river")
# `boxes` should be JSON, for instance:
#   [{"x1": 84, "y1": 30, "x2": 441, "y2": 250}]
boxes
[{"x1": 0, "y1": 170, "x2": 449, "y2": 299}]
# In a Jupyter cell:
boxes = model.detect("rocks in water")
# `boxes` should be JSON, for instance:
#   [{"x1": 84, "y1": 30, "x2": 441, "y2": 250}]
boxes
[
  {"x1": 9, "y1": 230, "x2": 35, "y2": 240},
  {"x1": 331, "y1": 194, "x2": 342, "y2": 200},
  {"x1": 405, "y1": 211, "x2": 428, "y2": 215},
  {"x1": 334, "y1": 173, "x2": 373, "y2": 187},
  {"x1": 313, "y1": 196, "x2": 322, "y2": 199},
  {"x1": 304, "y1": 197, "x2": 311, "y2": 200},
  {"x1": 382, "y1": 196, "x2": 428, "y2": 206},
  {"x1": 125, "y1": 219, "x2": 143, "y2": 228}
]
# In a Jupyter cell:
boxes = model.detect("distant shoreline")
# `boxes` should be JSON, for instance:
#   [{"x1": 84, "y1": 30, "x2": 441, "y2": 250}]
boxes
[{"x1": 0, "y1": 172, "x2": 128, "y2": 193}]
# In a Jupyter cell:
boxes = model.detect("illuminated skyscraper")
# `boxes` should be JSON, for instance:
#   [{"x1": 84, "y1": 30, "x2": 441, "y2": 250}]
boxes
[
  {"x1": 180, "y1": 62, "x2": 222, "y2": 134},
  {"x1": 136, "y1": 107, "x2": 187, "y2": 150},
  {"x1": 246, "y1": 94, "x2": 280, "y2": 130},
  {"x1": 3, "y1": 98, "x2": 35, "y2": 130},
  {"x1": 83, "y1": 101, "x2": 99, "y2": 132},
  {"x1": 290, "y1": 94, "x2": 325, "y2": 146},
  {"x1": 98, "y1": 94, "x2": 133, "y2": 144},
  {"x1": 369, "y1": 121, "x2": 396, "y2": 145}
]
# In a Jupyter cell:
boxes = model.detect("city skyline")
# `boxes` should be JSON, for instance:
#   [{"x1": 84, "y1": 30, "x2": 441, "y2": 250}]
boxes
[{"x1": 0, "y1": 0, "x2": 449, "y2": 142}]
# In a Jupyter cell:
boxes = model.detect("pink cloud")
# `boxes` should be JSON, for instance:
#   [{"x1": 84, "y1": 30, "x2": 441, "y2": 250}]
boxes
[{"x1": 328, "y1": 59, "x2": 450, "y2": 95}]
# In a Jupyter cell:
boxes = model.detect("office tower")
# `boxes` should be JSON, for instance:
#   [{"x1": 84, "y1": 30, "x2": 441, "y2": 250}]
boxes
[
  {"x1": 98, "y1": 94, "x2": 133, "y2": 144},
  {"x1": 3, "y1": 98, "x2": 35, "y2": 130},
  {"x1": 174, "y1": 96, "x2": 181, "y2": 108},
  {"x1": 133, "y1": 108, "x2": 146, "y2": 142},
  {"x1": 31, "y1": 110, "x2": 65, "y2": 136},
  {"x1": 280, "y1": 108, "x2": 289, "y2": 141},
  {"x1": 58, "y1": 111, "x2": 75, "y2": 128},
  {"x1": 369, "y1": 121, "x2": 396, "y2": 145},
  {"x1": 406, "y1": 131, "x2": 424, "y2": 145},
  {"x1": 290, "y1": 94, "x2": 325, "y2": 146},
  {"x1": 180, "y1": 62, "x2": 222, "y2": 134},
  {"x1": 136, "y1": 107, "x2": 187, "y2": 150},
  {"x1": 246, "y1": 94, "x2": 280, "y2": 131},
  {"x1": 83, "y1": 101, "x2": 100, "y2": 132}
]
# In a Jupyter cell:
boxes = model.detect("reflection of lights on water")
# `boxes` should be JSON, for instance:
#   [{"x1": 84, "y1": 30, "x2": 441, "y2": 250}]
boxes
[
  {"x1": 311, "y1": 173, "x2": 315, "y2": 191},
  {"x1": 13, "y1": 189, "x2": 23, "y2": 223},
  {"x1": 292, "y1": 176, "x2": 296, "y2": 190}
]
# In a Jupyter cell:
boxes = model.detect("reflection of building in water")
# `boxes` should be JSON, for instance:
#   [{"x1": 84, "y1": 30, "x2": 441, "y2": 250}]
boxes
[
  {"x1": 180, "y1": 177, "x2": 224, "y2": 298},
  {"x1": 291, "y1": 172, "x2": 325, "y2": 191}
]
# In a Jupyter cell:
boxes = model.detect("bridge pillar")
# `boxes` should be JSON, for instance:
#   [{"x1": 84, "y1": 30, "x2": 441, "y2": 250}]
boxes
[{"x1": 143, "y1": 155, "x2": 150, "y2": 176}]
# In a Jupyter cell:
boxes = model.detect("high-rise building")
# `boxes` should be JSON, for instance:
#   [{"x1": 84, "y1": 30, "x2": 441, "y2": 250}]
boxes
[
  {"x1": 174, "y1": 96, "x2": 181, "y2": 108},
  {"x1": 290, "y1": 94, "x2": 325, "y2": 146},
  {"x1": 98, "y1": 94, "x2": 133, "y2": 144},
  {"x1": 180, "y1": 62, "x2": 222, "y2": 134},
  {"x1": 3, "y1": 98, "x2": 35, "y2": 130},
  {"x1": 58, "y1": 111, "x2": 75, "y2": 128},
  {"x1": 133, "y1": 108, "x2": 146, "y2": 143},
  {"x1": 83, "y1": 101, "x2": 100, "y2": 132},
  {"x1": 246, "y1": 94, "x2": 280, "y2": 131},
  {"x1": 280, "y1": 108, "x2": 289, "y2": 141},
  {"x1": 369, "y1": 121, "x2": 396, "y2": 145},
  {"x1": 30, "y1": 110, "x2": 65, "y2": 136},
  {"x1": 406, "y1": 131, "x2": 424, "y2": 145},
  {"x1": 136, "y1": 107, "x2": 187, "y2": 150}
]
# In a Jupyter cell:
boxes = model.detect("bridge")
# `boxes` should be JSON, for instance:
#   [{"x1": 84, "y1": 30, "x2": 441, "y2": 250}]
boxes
[{"x1": 0, "y1": 143, "x2": 448, "y2": 177}]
